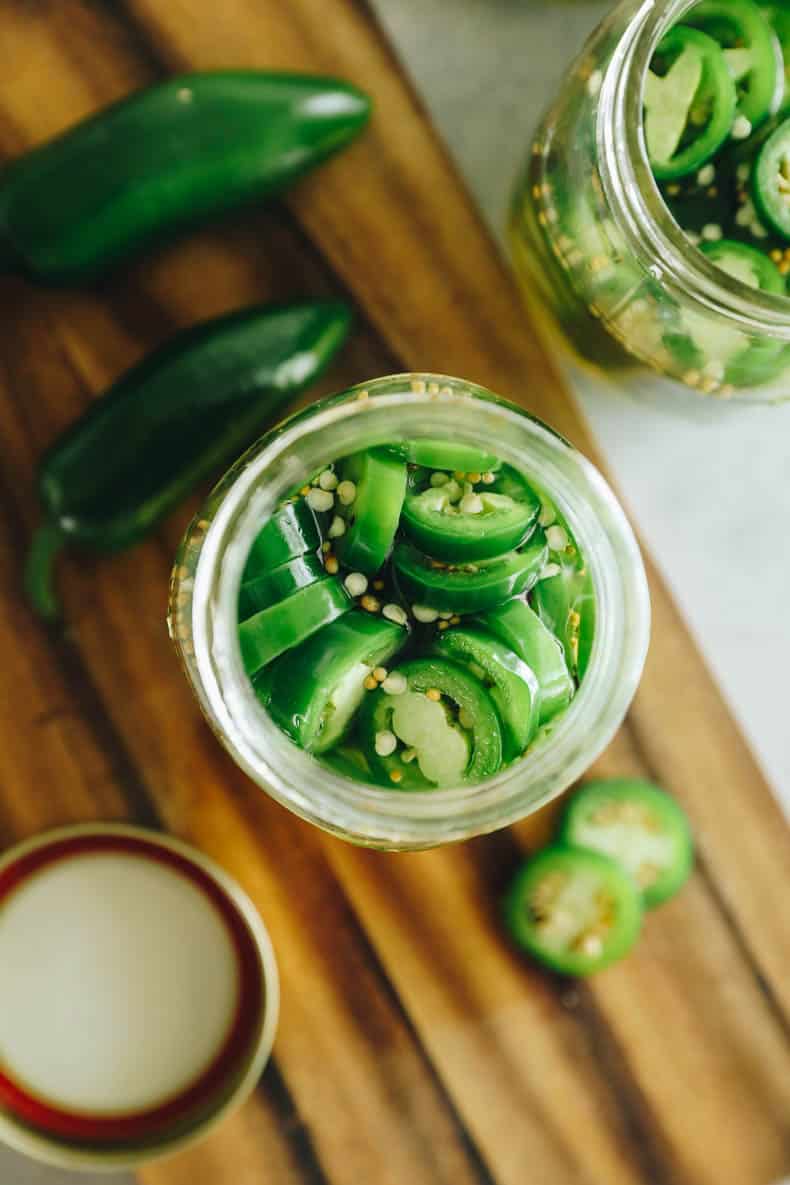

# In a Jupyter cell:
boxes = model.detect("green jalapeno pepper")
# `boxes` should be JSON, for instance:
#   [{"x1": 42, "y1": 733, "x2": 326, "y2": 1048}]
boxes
[
  {"x1": 504, "y1": 846, "x2": 643, "y2": 976},
  {"x1": 360, "y1": 656, "x2": 503, "y2": 787},
  {"x1": 393, "y1": 533, "x2": 547, "y2": 614},
  {"x1": 432, "y1": 627, "x2": 540, "y2": 759},
  {"x1": 478, "y1": 598, "x2": 574, "y2": 723},
  {"x1": 390, "y1": 440, "x2": 501, "y2": 472},
  {"x1": 267, "y1": 611, "x2": 407, "y2": 753},
  {"x1": 26, "y1": 300, "x2": 351, "y2": 622},
  {"x1": 0, "y1": 72, "x2": 370, "y2": 285},
  {"x1": 401, "y1": 464, "x2": 539, "y2": 563},
  {"x1": 531, "y1": 517, "x2": 594, "y2": 680},
  {"x1": 645, "y1": 26, "x2": 737, "y2": 180},
  {"x1": 685, "y1": 0, "x2": 783, "y2": 127},
  {"x1": 558, "y1": 780, "x2": 694, "y2": 908},
  {"x1": 238, "y1": 576, "x2": 351, "y2": 675},
  {"x1": 239, "y1": 552, "x2": 325, "y2": 621},
  {"x1": 335, "y1": 449, "x2": 408, "y2": 574}
]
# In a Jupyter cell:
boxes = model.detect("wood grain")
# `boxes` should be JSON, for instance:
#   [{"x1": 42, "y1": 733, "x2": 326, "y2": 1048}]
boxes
[{"x1": 0, "y1": 2, "x2": 787, "y2": 1184}]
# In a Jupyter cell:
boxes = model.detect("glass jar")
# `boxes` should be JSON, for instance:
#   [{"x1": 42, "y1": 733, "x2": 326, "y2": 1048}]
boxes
[
  {"x1": 510, "y1": 0, "x2": 790, "y2": 403},
  {"x1": 169, "y1": 375, "x2": 650, "y2": 850}
]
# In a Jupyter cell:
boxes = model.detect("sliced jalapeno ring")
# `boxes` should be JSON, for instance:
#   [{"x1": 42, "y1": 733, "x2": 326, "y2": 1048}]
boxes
[
  {"x1": 645, "y1": 26, "x2": 737, "y2": 179},
  {"x1": 243, "y1": 499, "x2": 320, "y2": 580},
  {"x1": 558, "y1": 780, "x2": 694, "y2": 908},
  {"x1": 504, "y1": 845, "x2": 643, "y2": 976},
  {"x1": 360, "y1": 656, "x2": 503, "y2": 787},
  {"x1": 401, "y1": 464, "x2": 539, "y2": 563},
  {"x1": 335, "y1": 448, "x2": 407, "y2": 574},
  {"x1": 394, "y1": 533, "x2": 547, "y2": 614},
  {"x1": 478, "y1": 598, "x2": 574, "y2": 723},
  {"x1": 531, "y1": 521, "x2": 594, "y2": 680},
  {"x1": 701, "y1": 236, "x2": 786, "y2": 289},
  {"x1": 238, "y1": 576, "x2": 350, "y2": 674},
  {"x1": 685, "y1": 0, "x2": 783, "y2": 127},
  {"x1": 238, "y1": 552, "x2": 324, "y2": 621},
  {"x1": 267, "y1": 611, "x2": 407, "y2": 753},
  {"x1": 753, "y1": 113, "x2": 790, "y2": 237},
  {"x1": 388, "y1": 439, "x2": 502, "y2": 473},
  {"x1": 432, "y1": 627, "x2": 540, "y2": 758}
]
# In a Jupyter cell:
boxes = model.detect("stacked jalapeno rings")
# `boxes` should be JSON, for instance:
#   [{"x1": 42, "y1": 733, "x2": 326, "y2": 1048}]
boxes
[
  {"x1": 645, "y1": 1, "x2": 790, "y2": 386},
  {"x1": 236, "y1": 439, "x2": 595, "y2": 790},
  {"x1": 505, "y1": 779, "x2": 694, "y2": 976}
]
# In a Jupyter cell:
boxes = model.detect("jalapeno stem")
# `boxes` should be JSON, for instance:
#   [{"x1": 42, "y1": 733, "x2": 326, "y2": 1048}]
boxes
[{"x1": 25, "y1": 522, "x2": 66, "y2": 622}]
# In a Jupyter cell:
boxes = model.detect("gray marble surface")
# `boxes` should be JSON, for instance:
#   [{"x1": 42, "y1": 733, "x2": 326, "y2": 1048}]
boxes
[{"x1": 4, "y1": 1, "x2": 789, "y2": 1181}]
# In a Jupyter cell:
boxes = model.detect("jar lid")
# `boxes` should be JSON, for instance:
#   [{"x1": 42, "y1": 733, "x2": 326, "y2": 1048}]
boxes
[{"x1": 0, "y1": 824, "x2": 279, "y2": 1170}]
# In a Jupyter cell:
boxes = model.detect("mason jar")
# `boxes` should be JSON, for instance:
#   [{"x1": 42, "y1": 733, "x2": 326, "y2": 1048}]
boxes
[
  {"x1": 169, "y1": 374, "x2": 650, "y2": 850},
  {"x1": 510, "y1": 0, "x2": 790, "y2": 402}
]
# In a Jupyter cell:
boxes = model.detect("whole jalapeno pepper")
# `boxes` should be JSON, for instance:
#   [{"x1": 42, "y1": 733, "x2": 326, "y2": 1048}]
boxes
[
  {"x1": 25, "y1": 300, "x2": 352, "y2": 621},
  {"x1": 0, "y1": 71, "x2": 371, "y2": 285}
]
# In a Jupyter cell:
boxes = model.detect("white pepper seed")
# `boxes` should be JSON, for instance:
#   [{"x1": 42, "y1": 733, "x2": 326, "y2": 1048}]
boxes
[
  {"x1": 538, "y1": 503, "x2": 557, "y2": 528},
  {"x1": 306, "y1": 488, "x2": 335, "y2": 512},
  {"x1": 458, "y1": 708, "x2": 475, "y2": 729},
  {"x1": 382, "y1": 603, "x2": 409, "y2": 625},
  {"x1": 318, "y1": 469, "x2": 338, "y2": 490},
  {"x1": 540, "y1": 562, "x2": 562, "y2": 580},
  {"x1": 546, "y1": 525, "x2": 569, "y2": 551},
  {"x1": 430, "y1": 471, "x2": 450, "y2": 487},
  {"x1": 438, "y1": 611, "x2": 454, "y2": 620},
  {"x1": 731, "y1": 115, "x2": 752, "y2": 140},
  {"x1": 382, "y1": 672, "x2": 408, "y2": 695},
  {"x1": 401, "y1": 747, "x2": 418, "y2": 764},
  {"x1": 344, "y1": 572, "x2": 368, "y2": 597},
  {"x1": 328, "y1": 515, "x2": 346, "y2": 538},
  {"x1": 696, "y1": 164, "x2": 715, "y2": 187},
  {"x1": 701, "y1": 223, "x2": 723, "y2": 242},
  {"x1": 336, "y1": 480, "x2": 357, "y2": 506},
  {"x1": 375, "y1": 730, "x2": 397, "y2": 757},
  {"x1": 412, "y1": 604, "x2": 439, "y2": 623},
  {"x1": 481, "y1": 471, "x2": 496, "y2": 484},
  {"x1": 459, "y1": 493, "x2": 484, "y2": 514}
]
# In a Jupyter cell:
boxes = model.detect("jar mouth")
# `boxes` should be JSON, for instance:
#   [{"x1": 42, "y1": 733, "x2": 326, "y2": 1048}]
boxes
[
  {"x1": 188, "y1": 375, "x2": 650, "y2": 848},
  {"x1": 602, "y1": 0, "x2": 790, "y2": 335}
]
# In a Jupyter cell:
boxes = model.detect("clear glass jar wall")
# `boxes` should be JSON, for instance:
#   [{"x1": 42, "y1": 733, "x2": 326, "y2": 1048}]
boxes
[
  {"x1": 169, "y1": 375, "x2": 650, "y2": 850},
  {"x1": 510, "y1": 0, "x2": 790, "y2": 402}
]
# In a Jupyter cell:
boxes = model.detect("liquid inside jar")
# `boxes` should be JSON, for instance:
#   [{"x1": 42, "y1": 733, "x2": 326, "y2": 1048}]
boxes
[{"x1": 236, "y1": 439, "x2": 595, "y2": 789}]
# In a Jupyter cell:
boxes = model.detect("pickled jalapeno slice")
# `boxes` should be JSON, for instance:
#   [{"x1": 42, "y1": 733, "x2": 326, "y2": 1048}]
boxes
[
  {"x1": 360, "y1": 656, "x2": 503, "y2": 787},
  {"x1": 401, "y1": 463, "x2": 540, "y2": 562},
  {"x1": 479, "y1": 598, "x2": 574, "y2": 723},
  {"x1": 335, "y1": 448, "x2": 407, "y2": 574},
  {"x1": 392, "y1": 439, "x2": 501, "y2": 472},
  {"x1": 433, "y1": 626, "x2": 540, "y2": 758},
  {"x1": 752, "y1": 113, "x2": 790, "y2": 236},
  {"x1": 393, "y1": 533, "x2": 547, "y2": 614},
  {"x1": 644, "y1": 26, "x2": 737, "y2": 180},
  {"x1": 504, "y1": 846, "x2": 643, "y2": 975},
  {"x1": 238, "y1": 576, "x2": 350, "y2": 674},
  {"x1": 685, "y1": 0, "x2": 783, "y2": 127},
  {"x1": 267, "y1": 611, "x2": 407, "y2": 753},
  {"x1": 558, "y1": 779, "x2": 694, "y2": 908},
  {"x1": 238, "y1": 551, "x2": 324, "y2": 620},
  {"x1": 243, "y1": 498, "x2": 320, "y2": 579}
]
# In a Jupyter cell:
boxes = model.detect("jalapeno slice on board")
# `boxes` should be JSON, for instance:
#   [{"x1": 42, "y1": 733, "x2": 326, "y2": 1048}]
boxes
[
  {"x1": 558, "y1": 780, "x2": 694, "y2": 908},
  {"x1": 394, "y1": 533, "x2": 547, "y2": 614},
  {"x1": 478, "y1": 599, "x2": 574, "y2": 723},
  {"x1": 243, "y1": 499, "x2": 320, "y2": 580},
  {"x1": 401, "y1": 465, "x2": 540, "y2": 562},
  {"x1": 752, "y1": 114, "x2": 790, "y2": 237},
  {"x1": 360, "y1": 656, "x2": 503, "y2": 787},
  {"x1": 267, "y1": 611, "x2": 407, "y2": 753},
  {"x1": 391, "y1": 440, "x2": 501, "y2": 473},
  {"x1": 238, "y1": 552, "x2": 325, "y2": 620},
  {"x1": 238, "y1": 576, "x2": 350, "y2": 674},
  {"x1": 335, "y1": 449, "x2": 407, "y2": 574},
  {"x1": 644, "y1": 26, "x2": 737, "y2": 180},
  {"x1": 433, "y1": 627, "x2": 540, "y2": 758},
  {"x1": 504, "y1": 846, "x2": 643, "y2": 976},
  {"x1": 685, "y1": 0, "x2": 783, "y2": 127}
]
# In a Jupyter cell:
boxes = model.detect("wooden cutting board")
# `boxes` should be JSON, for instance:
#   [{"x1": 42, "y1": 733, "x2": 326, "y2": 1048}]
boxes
[{"x1": 0, "y1": 2, "x2": 788, "y2": 1184}]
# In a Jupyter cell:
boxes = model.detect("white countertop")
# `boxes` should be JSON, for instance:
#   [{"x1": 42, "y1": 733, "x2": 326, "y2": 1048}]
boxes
[{"x1": 6, "y1": 2, "x2": 788, "y2": 1182}]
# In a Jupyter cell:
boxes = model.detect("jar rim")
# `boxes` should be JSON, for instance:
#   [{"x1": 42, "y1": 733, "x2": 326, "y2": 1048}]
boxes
[
  {"x1": 183, "y1": 375, "x2": 650, "y2": 848},
  {"x1": 600, "y1": 0, "x2": 790, "y2": 335}
]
